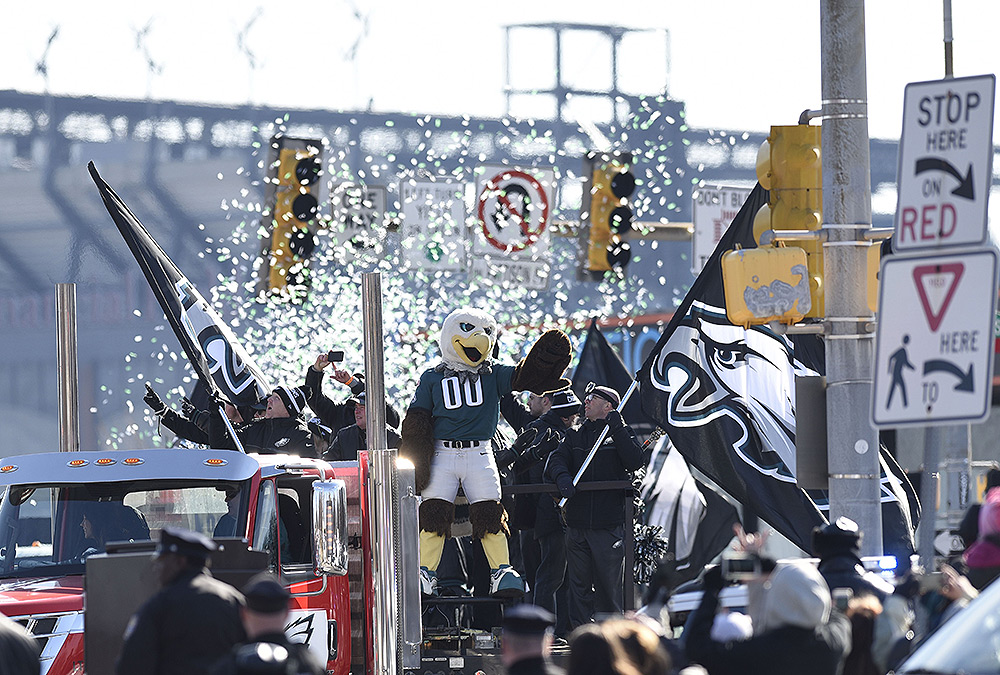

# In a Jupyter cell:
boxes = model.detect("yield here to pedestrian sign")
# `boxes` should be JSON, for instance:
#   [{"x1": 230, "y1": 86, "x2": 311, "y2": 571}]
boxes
[
  {"x1": 873, "y1": 248, "x2": 998, "y2": 427},
  {"x1": 894, "y1": 74, "x2": 995, "y2": 251}
]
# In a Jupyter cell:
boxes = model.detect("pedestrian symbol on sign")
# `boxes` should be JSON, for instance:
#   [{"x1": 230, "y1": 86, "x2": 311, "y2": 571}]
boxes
[{"x1": 886, "y1": 335, "x2": 915, "y2": 409}]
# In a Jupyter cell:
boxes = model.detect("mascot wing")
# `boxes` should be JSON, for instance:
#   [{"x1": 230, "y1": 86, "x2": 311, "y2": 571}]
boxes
[
  {"x1": 400, "y1": 408, "x2": 435, "y2": 493},
  {"x1": 511, "y1": 329, "x2": 572, "y2": 394}
]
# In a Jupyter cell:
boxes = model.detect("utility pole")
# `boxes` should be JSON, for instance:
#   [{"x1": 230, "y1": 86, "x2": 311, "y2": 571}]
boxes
[{"x1": 821, "y1": 0, "x2": 883, "y2": 555}]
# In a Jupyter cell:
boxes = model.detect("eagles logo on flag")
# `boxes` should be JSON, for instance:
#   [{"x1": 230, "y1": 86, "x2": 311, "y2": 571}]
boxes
[
  {"x1": 648, "y1": 302, "x2": 813, "y2": 483},
  {"x1": 639, "y1": 184, "x2": 918, "y2": 558}
]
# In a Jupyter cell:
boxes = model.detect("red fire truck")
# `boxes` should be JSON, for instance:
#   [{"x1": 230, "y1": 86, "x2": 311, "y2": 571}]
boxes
[{"x1": 0, "y1": 445, "x2": 437, "y2": 675}]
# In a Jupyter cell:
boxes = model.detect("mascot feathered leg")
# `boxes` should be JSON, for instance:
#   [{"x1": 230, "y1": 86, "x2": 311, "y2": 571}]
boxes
[{"x1": 400, "y1": 309, "x2": 572, "y2": 600}]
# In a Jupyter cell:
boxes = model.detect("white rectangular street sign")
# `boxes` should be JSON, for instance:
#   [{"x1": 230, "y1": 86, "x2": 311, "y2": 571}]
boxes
[
  {"x1": 692, "y1": 185, "x2": 751, "y2": 274},
  {"x1": 894, "y1": 74, "x2": 995, "y2": 251},
  {"x1": 399, "y1": 180, "x2": 466, "y2": 271},
  {"x1": 468, "y1": 256, "x2": 550, "y2": 291},
  {"x1": 330, "y1": 183, "x2": 388, "y2": 252},
  {"x1": 872, "y1": 248, "x2": 998, "y2": 427},
  {"x1": 469, "y1": 164, "x2": 554, "y2": 289}
]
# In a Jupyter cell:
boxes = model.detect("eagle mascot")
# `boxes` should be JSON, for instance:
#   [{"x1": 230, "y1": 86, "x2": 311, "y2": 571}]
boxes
[{"x1": 400, "y1": 308, "x2": 571, "y2": 598}]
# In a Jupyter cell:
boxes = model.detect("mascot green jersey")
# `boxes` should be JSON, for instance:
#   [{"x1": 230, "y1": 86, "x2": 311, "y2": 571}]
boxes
[{"x1": 400, "y1": 307, "x2": 571, "y2": 598}]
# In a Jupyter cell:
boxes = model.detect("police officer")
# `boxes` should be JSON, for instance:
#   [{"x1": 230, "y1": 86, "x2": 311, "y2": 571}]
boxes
[
  {"x1": 509, "y1": 389, "x2": 580, "y2": 636},
  {"x1": 211, "y1": 574, "x2": 325, "y2": 675},
  {"x1": 501, "y1": 604, "x2": 564, "y2": 675},
  {"x1": 116, "y1": 528, "x2": 246, "y2": 675},
  {"x1": 545, "y1": 384, "x2": 644, "y2": 628}
]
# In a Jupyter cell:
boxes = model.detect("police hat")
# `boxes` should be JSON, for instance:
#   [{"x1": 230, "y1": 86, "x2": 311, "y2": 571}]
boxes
[
  {"x1": 156, "y1": 527, "x2": 218, "y2": 561},
  {"x1": 243, "y1": 573, "x2": 291, "y2": 614},
  {"x1": 502, "y1": 604, "x2": 556, "y2": 635},
  {"x1": 586, "y1": 384, "x2": 621, "y2": 407}
]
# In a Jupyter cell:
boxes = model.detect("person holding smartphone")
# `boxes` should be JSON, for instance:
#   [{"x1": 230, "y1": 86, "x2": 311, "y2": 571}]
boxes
[{"x1": 304, "y1": 350, "x2": 400, "y2": 438}]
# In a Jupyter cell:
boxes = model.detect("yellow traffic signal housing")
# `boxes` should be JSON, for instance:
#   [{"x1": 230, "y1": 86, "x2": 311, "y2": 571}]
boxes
[
  {"x1": 867, "y1": 242, "x2": 881, "y2": 314},
  {"x1": 753, "y1": 124, "x2": 824, "y2": 317},
  {"x1": 266, "y1": 139, "x2": 323, "y2": 295},
  {"x1": 722, "y1": 245, "x2": 811, "y2": 326},
  {"x1": 583, "y1": 153, "x2": 635, "y2": 276}
]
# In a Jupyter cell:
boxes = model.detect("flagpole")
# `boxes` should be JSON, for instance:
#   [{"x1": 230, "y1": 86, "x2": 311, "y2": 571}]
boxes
[
  {"x1": 558, "y1": 378, "x2": 640, "y2": 508},
  {"x1": 218, "y1": 402, "x2": 247, "y2": 453}
]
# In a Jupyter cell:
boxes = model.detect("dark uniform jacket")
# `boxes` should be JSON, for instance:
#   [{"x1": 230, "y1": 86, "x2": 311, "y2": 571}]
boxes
[
  {"x1": 116, "y1": 567, "x2": 246, "y2": 675},
  {"x1": 304, "y1": 367, "x2": 401, "y2": 433},
  {"x1": 513, "y1": 410, "x2": 571, "y2": 535},
  {"x1": 325, "y1": 423, "x2": 401, "y2": 461},
  {"x1": 817, "y1": 554, "x2": 892, "y2": 601},
  {"x1": 238, "y1": 417, "x2": 316, "y2": 457},
  {"x1": 159, "y1": 408, "x2": 210, "y2": 445},
  {"x1": 210, "y1": 631, "x2": 326, "y2": 675},
  {"x1": 207, "y1": 409, "x2": 315, "y2": 457},
  {"x1": 544, "y1": 414, "x2": 644, "y2": 530}
]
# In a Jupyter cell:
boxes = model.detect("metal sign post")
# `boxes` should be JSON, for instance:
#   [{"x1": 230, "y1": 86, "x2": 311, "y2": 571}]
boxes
[{"x1": 56, "y1": 283, "x2": 80, "y2": 453}]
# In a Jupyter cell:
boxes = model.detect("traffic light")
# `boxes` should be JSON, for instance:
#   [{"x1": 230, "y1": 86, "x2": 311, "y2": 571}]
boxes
[
  {"x1": 581, "y1": 152, "x2": 635, "y2": 278},
  {"x1": 265, "y1": 136, "x2": 323, "y2": 295},
  {"x1": 753, "y1": 124, "x2": 824, "y2": 317}
]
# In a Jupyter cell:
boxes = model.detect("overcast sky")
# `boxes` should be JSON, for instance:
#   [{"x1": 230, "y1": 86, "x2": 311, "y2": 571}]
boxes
[{"x1": 4, "y1": 1, "x2": 999, "y2": 140}]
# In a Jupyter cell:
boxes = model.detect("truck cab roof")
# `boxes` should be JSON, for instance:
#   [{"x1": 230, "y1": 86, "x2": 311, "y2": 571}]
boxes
[{"x1": 0, "y1": 448, "x2": 337, "y2": 486}]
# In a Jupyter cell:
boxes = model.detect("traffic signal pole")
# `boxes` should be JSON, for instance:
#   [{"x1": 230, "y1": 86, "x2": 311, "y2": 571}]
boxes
[{"x1": 821, "y1": 0, "x2": 884, "y2": 555}]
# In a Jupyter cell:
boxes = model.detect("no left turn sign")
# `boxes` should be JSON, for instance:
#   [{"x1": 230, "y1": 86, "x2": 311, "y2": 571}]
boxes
[{"x1": 476, "y1": 168, "x2": 551, "y2": 254}]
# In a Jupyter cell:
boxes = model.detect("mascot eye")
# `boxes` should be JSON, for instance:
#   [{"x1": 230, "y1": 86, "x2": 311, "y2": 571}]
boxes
[
  {"x1": 460, "y1": 322, "x2": 475, "y2": 332},
  {"x1": 484, "y1": 326, "x2": 493, "y2": 335}
]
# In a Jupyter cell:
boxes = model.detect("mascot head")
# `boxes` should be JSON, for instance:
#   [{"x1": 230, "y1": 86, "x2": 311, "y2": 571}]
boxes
[{"x1": 440, "y1": 308, "x2": 498, "y2": 372}]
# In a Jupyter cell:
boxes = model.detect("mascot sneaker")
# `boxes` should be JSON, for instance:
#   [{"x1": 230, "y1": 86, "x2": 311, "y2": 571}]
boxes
[
  {"x1": 489, "y1": 565, "x2": 525, "y2": 599},
  {"x1": 420, "y1": 566, "x2": 438, "y2": 597}
]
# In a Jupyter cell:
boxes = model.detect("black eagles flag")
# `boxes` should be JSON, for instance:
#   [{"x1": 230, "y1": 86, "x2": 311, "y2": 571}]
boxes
[
  {"x1": 89, "y1": 162, "x2": 272, "y2": 408},
  {"x1": 638, "y1": 184, "x2": 918, "y2": 557}
]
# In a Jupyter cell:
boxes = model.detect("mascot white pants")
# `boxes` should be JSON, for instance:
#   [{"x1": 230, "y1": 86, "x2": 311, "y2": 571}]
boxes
[{"x1": 419, "y1": 440, "x2": 511, "y2": 577}]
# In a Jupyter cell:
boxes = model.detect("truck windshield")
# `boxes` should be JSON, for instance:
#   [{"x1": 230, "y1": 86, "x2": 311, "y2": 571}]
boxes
[{"x1": 0, "y1": 480, "x2": 249, "y2": 578}]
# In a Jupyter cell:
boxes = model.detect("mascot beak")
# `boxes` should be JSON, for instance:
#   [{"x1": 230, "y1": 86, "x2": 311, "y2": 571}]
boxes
[{"x1": 451, "y1": 332, "x2": 492, "y2": 367}]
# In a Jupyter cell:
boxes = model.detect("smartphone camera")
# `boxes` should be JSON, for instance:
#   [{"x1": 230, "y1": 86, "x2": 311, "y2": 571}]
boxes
[
  {"x1": 721, "y1": 552, "x2": 761, "y2": 582},
  {"x1": 327, "y1": 350, "x2": 345, "y2": 363}
]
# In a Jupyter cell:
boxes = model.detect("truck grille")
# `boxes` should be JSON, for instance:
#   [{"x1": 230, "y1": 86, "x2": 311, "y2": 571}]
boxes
[{"x1": 10, "y1": 611, "x2": 84, "y2": 671}]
